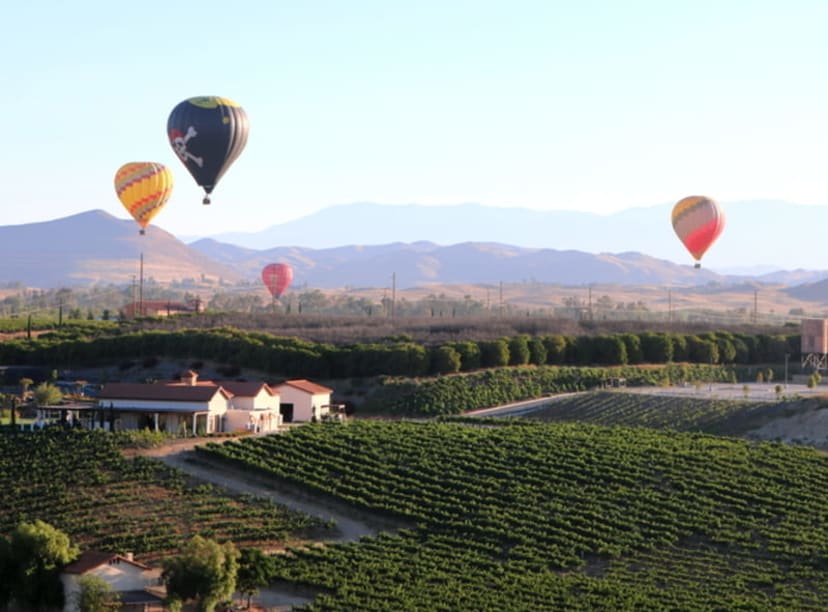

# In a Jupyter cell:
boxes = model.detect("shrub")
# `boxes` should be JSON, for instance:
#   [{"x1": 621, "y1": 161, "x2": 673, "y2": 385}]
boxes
[{"x1": 430, "y1": 346, "x2": 462, "y2": 375}]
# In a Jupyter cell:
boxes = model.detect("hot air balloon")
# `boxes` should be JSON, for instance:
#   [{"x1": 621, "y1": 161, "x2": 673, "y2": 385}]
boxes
[
  {"x1": 114, "y1": 162, "x2": 174, "y2": 234},
  {"x1": 262, "y1": 263, "x2": 294, "y2": 299},
  {"x1": 671, "y1": 195, "x2": 725, "y2": 268},
  {"x1": 167, "y1": 96, "x2": 249, "y2": 204}
]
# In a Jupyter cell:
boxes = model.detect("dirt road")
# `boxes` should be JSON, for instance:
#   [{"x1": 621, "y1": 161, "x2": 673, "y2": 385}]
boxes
[
  {"x1": 131, "y1": 436, "x2": 407, "y2": 610},
  {"x1": 132, "y1": 436, "x2": 399, "y2": 543}
]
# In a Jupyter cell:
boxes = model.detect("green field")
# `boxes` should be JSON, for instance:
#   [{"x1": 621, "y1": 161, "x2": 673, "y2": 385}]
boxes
[
  {"x1": 0, "y1": 431, "x2": 332, "y2": 563},
  {"x1": 198, "y1": 420, "x2": 828, "y2": 610},
  {"x1": 517, "y1": 390, "x2": 792, "y2": 435},
  {"x1": 5, "y1": 390, "x2": 828, "y2": 610}
]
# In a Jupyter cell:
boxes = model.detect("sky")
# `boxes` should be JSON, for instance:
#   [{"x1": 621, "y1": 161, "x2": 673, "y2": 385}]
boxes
[{"x1": 5, "y1": 0, "x2": 828, "y2": 244}]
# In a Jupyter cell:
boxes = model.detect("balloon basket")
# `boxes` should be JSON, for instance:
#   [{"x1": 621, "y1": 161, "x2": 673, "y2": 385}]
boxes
[
  {"x1": 139, "y1": 229, "x2": 145, "y2": 235},
  {"x1": 202, "y1": 196, "x2": 211, "y2": 205},
  {"x1": 694, "y1": 263, "x2": 701, "y2": 269}
]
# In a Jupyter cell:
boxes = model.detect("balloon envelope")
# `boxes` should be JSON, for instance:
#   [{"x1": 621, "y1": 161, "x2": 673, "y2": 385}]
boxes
[
  {"x1": 114, "y1": 162, "x2": 174, "y2": 233},
  {"x1": 262, "y1": 263, "x2": 294, "y2": 298},
  {"x1": 167, "y1": 96, "x2": 249, "y2": 204},
  {"x1": 671, "y1": 196, "x2": 725, "y2": 265}
]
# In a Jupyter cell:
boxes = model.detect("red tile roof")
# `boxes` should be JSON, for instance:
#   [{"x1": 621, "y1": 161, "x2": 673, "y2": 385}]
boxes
[
  {"x1": 63, "y1": 551, "x2": 150, "y2": 574},
  {"x1": 99, "y1": 383, "x2": 230, "y2": 402},
  {"x1": 216, "y1": 381, "x2": 279, "y2": 398},
  {"x1": 279, "y1": 379, "x2": 333, "y2": 395}
]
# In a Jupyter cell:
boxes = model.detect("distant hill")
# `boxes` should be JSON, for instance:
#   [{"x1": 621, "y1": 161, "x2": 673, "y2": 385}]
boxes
[
  {"x1": 784, "y1": 277, "x2": 828, "y2": 303},
  {"x1": 188, "y1": 239, "x2": 726, "y2": 289},
  {"x1": 197, "y1": 200, "x2": 828, "y2": 271},
  {"x1": 0, "y1": 210, "x2": 242, "y2": 287},
  {"x1": 2, "y1": 208, "x2": 828, "y2": 292}
]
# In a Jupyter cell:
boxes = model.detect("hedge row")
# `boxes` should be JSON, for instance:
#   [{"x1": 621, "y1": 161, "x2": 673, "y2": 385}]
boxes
[{"x1": 0, "y1": 326, "x2": 799, "y2": 380}]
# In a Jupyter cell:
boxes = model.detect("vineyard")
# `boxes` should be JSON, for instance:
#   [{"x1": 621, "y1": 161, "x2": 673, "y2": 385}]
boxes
[
  {"x1": 199, "y1": 421, "x2": 828, "y2": 610},
  {"x1": 0, "y1": 430, "x2": 332, "y2": 563},
  {"x1": 517, "y1": 390, "x2": 790, "y2": 436}
]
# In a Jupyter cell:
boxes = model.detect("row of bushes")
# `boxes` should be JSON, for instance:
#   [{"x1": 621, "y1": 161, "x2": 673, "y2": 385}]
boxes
[{"x1": 0, "y1": 326, "x2": 800, "y2": 380}]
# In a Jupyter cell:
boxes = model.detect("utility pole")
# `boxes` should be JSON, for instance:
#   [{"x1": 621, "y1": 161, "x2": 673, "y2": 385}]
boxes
[
  {"x1": 753, "y1": 289, "x2": 758, "y2": 324},
  {"x1": 588, "y1": 286, "x2": 593, "y2": 321},
  {"x1": 785, "y1": 352, "x2": 790, "y2": 390},
  {"x1": 139, "y1": 252, "x2": 144, "y2": 317},
  {"x1": 391, "y1": 272, "x2": 396, "y2": 319},
  {"x1": 499, "y1": 281, "x2": 503, "y2": 318},
  {"x1": 668, "y1": 289, "x2": 672, "y2": 324}
]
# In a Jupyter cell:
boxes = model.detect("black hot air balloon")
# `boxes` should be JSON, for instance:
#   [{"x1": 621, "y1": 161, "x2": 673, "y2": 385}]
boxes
[{"x1": 167, "y1": 96, "x2": 249, "y2": 204}]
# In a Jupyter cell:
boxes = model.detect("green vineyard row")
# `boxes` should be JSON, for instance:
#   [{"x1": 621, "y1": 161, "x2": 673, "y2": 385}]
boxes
[{"x1": 198, "y1": 420, "x2": 828, "y2": 610}]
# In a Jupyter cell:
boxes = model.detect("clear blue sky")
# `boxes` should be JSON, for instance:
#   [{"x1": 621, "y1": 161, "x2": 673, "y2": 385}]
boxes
[{"x1": 4, "y1": 0, "x2": 828, "y2": 240}]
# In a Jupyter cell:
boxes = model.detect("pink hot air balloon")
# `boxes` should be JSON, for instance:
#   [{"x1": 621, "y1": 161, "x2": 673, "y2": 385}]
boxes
[{"x1": 261, "y1": 263, "x2": 293, "y2": 299}]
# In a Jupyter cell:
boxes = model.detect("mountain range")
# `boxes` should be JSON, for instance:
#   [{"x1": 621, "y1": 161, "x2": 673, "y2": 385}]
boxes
[
  {"x1": 2, "y1": 206, "x2": 828, "y2": 299},
  {"x1": 196, "y1": 200, "x2": 826, "y2": 272}
]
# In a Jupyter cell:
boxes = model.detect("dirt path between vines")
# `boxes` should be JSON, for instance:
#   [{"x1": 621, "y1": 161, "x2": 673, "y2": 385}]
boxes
[
  {"x1": 129, "y1": 436, "x2": 403, "y2": 543},
  {"x1": 128, "y1": 435, "x2": 408, "y2": 610}
]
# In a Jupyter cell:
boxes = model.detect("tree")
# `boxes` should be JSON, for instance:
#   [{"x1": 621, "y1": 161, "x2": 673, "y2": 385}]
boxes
[
  {"x1": 33, "y1": 382, "x2": 63, "y2": 407},
  {"x1": 618, "y1": 334, "x2": 643, "y2": 364},
  {"x1": 478, "y1": 339, "x2": 509, "y2": 368},
  {"x1": 0, "y1": 535, "x2": 11, "y2": 607},
  {"x1": 670, "y1": 334, "x2": 689, "y2": 362},
  {"x1": 507, "y1": 336, "x2": 530, "y2": 366},
  {"x1": 430, "y1": 346, "x2": 462, "y2": 375},
  {"x1": 236, "y1": 548, "x2": 275, "y2": 609},
  {"x1": 685, "y1": 336, "x2": 718, "y2": 364},
  {"x1": 541, "y1": 335, "x2": 568, "y2": 365},
  {"x1": 593, "y1": 335, "x2": 627, "y2": 366},
  {"x1": 74, "y1": 574, "x2": 121, "y2": 612},
  {"x1": 528, "y1": 337, "x2": 547, "y2": 366},
  {"x1": 18, "y1": 377, "x2": 33, "y2": 401},
  {"x1": 447, "y1": 341, "x2": 481, "y2": 371},
  {"x1": 162, "y1": 535, "x2": 239, "y2": 612},
  {"x1": 7, "y1": 520, "x2": 79, "y2": 610},
  {"x1": 639, "y1": 332, "x2": 673, "y2": 364},
  {"x1": 2, "y1": 393, "x2": 19, "y2": 429}
]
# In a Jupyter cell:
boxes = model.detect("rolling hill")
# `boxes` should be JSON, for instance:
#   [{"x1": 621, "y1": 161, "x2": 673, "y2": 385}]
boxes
[
  {"x1": 3, "y1": 209, "x2": 828, "y2": 308},
  {"x1": 0, "y1": 210, "x2": 242, "y2": 287}
]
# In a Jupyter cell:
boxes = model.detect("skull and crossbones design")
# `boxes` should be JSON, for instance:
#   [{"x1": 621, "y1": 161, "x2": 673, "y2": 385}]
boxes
[{"x1": 169, "y1": 126, "x2": 204, "y2": 167}]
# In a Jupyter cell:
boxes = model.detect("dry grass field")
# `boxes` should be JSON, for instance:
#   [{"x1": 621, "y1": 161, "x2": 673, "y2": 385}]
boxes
[
  {"x1": 148, "y1": 280, "x2": 820, "y2": 344},
  {"x1": 351, "y1": 281, "x2": 825, "y2": 317}
]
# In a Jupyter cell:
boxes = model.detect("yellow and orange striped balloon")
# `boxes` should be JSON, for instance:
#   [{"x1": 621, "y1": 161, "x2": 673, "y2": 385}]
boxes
[{"x1": 114, "y1": 162, "x2": 174, "y2": 233}]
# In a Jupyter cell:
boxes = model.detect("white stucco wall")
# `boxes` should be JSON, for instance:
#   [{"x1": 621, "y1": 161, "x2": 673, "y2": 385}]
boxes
[
  {"x1": 277, "y1": 386, "x2": 331, "y2": 422},
  {"x1": 224, "y1": 409, "x2": 282, "y2": 433}
]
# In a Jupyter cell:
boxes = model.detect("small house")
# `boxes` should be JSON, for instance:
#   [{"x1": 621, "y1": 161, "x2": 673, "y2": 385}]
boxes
[
  {"x1": 218, "y1": 380, "x2": 282, "y2": 433},
  {"x1": 97, "y1": 379, "x2": 231, "y2": 435},
  {"x1": 61, "y1": 551, "x2": 164, "y2": 611},
  {"x1": 275, "y1": 379, "x2": 334, "y2": 423}
]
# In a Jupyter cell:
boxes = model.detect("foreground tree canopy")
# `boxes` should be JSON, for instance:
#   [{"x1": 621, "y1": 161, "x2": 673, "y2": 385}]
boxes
[
  {"x1": 162, "y1": 535, "x2": 239, "y2": 612},
  {"x1": 0, "y1": 519, "x2": 79, "y2": 610}
]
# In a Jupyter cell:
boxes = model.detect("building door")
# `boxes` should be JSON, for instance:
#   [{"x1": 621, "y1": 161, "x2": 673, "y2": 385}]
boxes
[{"x1": 280, "y1": 403, "x2": 294, "y2": 423}]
